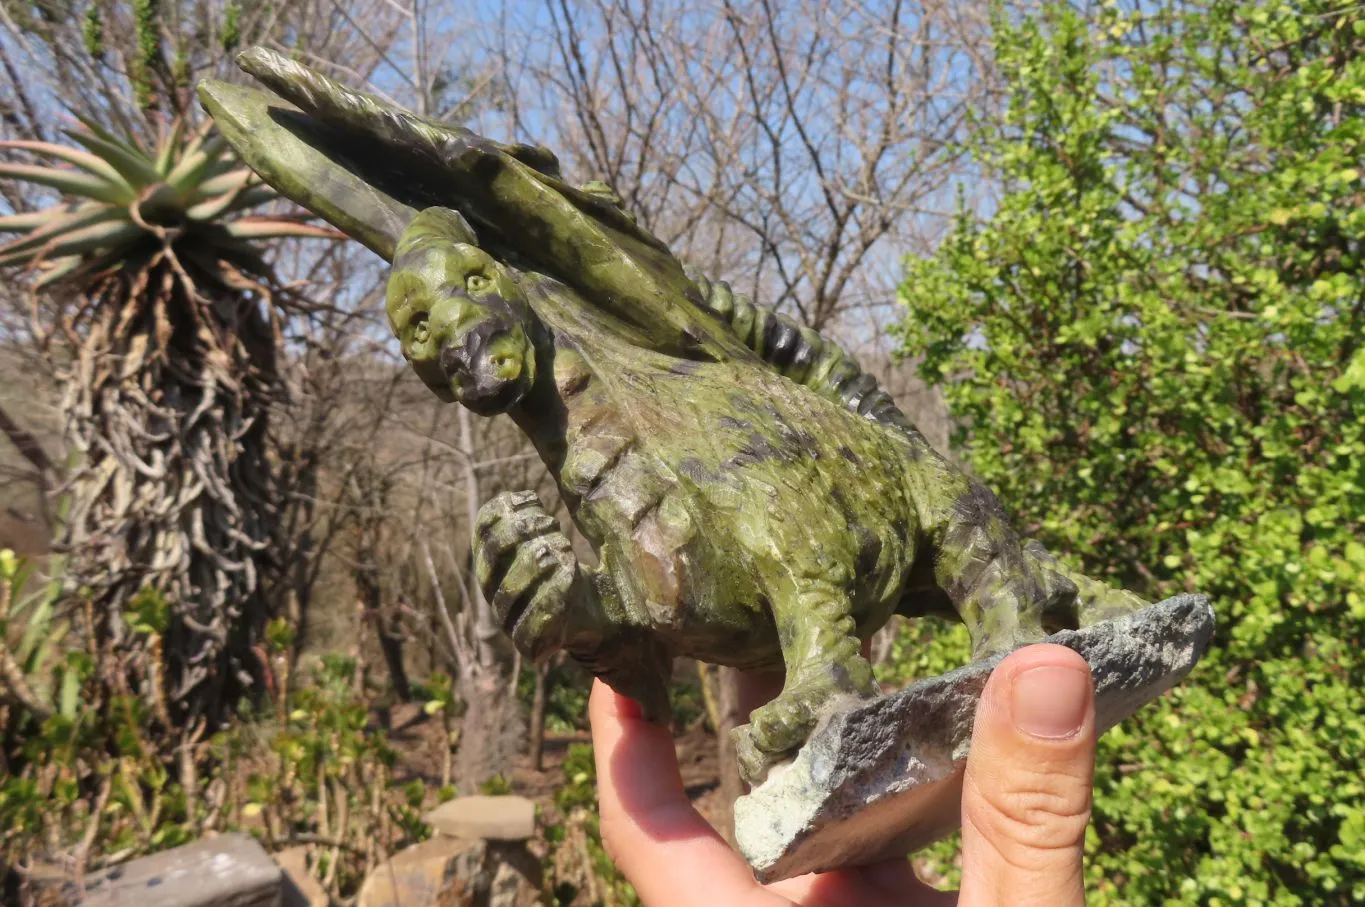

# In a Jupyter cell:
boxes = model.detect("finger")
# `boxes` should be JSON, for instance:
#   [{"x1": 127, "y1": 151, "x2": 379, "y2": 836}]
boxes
[
  {"x1": 588, "y1": 680, "x2": 788, "y2": 907},
  {"x1": 474, "y1": 489, "x2": 539, "y2": 535},
  {"x1": 853, "y1": 859, "x2": 960, "y2": 906},
  {"x1": 506, "y1": 550, "x2": 576, "y2": 659},
  {"x1": 958, "y1": 644, "x2": 1096, "y2": 907},
  {"x1": 734, "y1": 668, "x2": 785, "y2": 715},
  {"x1": 476, "y1": 494, "x2": 555, "y2": 551}
]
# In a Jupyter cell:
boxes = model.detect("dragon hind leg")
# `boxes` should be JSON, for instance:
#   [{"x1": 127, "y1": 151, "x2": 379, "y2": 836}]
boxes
[
  {"x1": 732, "y1": 571, "x2": 879, "y2": 785},
  {"x1": 1021, "y1": 539, "x2": 1150, "y2": 629}
]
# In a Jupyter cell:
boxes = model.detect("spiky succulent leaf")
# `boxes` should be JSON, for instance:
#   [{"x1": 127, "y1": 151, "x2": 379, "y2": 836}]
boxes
[
  {"x1": 220, "y1": 184, "x2": 279, "y2": 217},
  {"x1": 0, "y1": 205, "x2": 122, "y2": 259},
  {"x1": 31, "y1": 255, "x2": 86, "y2": 289},
  {"x1": 153, "y1": 118, "x2": 187, "y2": 175},
  {"x1": 0, "y1": 209, "x2": 58, "y2": 232},
  {"x1": 64, "y1": 130, "x2": 163, "y2": 187},
  {"x1": 0, "y1": 140, "x2": 133, "y2": 190},
  {"x1": 194, "y1": 169, "x2": 252, "y2": 200},
  {"x1": 0, "y1": 119, "x2": 338, "y2": 290},
  {"x1": 0, "y1": 163, "x2": 133, "y2": 205},
  {"x1": 186, "y1": 186, "x2": 251, "y2": 222},
  {"x1": 223, "y1": 217, "x2": 341, "y2": 240},
  {"x1": 164, "y1": 135, "x2": 231, "y2": 192}
]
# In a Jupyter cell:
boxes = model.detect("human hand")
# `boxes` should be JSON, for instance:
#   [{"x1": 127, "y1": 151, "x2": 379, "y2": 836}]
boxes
[{"x1": 587, "y1": 644, "x2": 1097, "y2": 906}]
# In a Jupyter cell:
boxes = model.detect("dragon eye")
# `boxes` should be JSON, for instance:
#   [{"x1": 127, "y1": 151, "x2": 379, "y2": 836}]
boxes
[{"x1": 466, "y1": 273, "x2": 491, "y2": 292}]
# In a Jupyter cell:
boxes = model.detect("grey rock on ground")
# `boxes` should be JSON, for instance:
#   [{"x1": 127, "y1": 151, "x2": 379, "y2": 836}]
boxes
[
  {"x1": 425, "y1": 795, "x2": 537, "y2": 841},
  {"x1": 735, "y1": 594, "x2": 1215, "y2": 882},
  {"x1": 82, "y1": 833, "x2": 282, "y2": 907},
  {"x1": 273, "y1": 846, "x2": 329, "y2": 907},
  {"x1": 356, "y1": 834, "x2": 543, "y2": 907},
  {"x1": 357, "y1": 837, "x2": 486, "y2": 907}
]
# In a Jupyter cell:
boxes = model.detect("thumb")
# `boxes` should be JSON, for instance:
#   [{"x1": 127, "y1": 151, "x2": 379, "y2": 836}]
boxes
[{"x1": 958, "y1": 644, "x2": 1096, "y2": 907}]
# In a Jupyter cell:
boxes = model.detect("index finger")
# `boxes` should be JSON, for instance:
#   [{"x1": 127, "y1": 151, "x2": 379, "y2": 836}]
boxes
[{"x1": 588, "y1": 679, "x2": 789, "y2": 907}]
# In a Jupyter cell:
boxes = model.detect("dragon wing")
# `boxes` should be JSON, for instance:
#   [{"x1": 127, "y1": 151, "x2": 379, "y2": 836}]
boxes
[{"x1": 198, "y1": 48, "x2": 748, "y2": 361}]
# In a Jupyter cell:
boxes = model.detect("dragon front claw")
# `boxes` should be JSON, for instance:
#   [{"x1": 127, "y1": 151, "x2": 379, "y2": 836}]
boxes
[{"x1": 473, "y1": 490, "x2": 578, "y2": 659}]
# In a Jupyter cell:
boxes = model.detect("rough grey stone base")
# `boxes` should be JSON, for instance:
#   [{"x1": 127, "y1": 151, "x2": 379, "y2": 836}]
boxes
[{"x1": 734, "y1": 594, "x2": 1215, "y2": 882}]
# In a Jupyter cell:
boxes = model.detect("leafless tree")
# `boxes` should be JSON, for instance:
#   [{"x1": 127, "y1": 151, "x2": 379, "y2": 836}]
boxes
[{"x1": 490, "y1": 0, "x2": 994, "y2": 331}]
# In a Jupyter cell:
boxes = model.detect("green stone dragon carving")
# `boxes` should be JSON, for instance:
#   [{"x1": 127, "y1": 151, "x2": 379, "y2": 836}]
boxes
[{"x1": 201, "y1": 49, "x2": 1150, "y2": 783}]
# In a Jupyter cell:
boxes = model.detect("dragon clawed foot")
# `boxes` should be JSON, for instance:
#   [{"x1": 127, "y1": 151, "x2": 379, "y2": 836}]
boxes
[
  {"x1": 474, "y1": 490, "x2": 578, "y2": 659},
  {"x1": 732, "y1": 668, "x2": 879, "y2": 785}
]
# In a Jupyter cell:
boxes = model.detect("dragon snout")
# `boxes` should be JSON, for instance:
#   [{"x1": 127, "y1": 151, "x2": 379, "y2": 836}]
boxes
[
  {"x1": 437, "y1": 337, "x2": 475, "y2": 382},
  {"x1": 439, "y1": 320, "x2": 532, "y2": 414}
]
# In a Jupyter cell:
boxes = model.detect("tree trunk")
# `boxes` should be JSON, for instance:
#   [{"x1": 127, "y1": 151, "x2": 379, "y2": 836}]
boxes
[
  {"x1": 377, "y1": 609, "x2": 412, "y2": 702},
  {"x1": 450, "y1": 407, "x2": 524, "y2": 790},
  {"x1": 701, "y1": 664, "x2": 747, "y2": 843},
  {"x1": 356, "y1": 561, "x2": 410, "y2": 701},
  {"x1": 529, "y1": 660, "x2": 550, "y2": 772},
  {"x1": 457, "y1": 407, "x2": 498, "y2": 669},
  {"x1": 350, "y1": 598, "x2": 368, "y2": 697},
  {"x1": 455, "y1": 665, "x2": 524, "y2": 792}
]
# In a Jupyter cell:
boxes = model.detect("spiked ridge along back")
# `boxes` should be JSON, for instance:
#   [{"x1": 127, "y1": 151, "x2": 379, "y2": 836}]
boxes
[{"x1": 687, "y1": 269, "x2": 926, "y2": 443}]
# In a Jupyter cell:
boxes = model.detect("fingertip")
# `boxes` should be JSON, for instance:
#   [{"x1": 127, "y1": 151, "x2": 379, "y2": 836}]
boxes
[
  {"x1": 987, "y1": 643, "x2": 1090, "y2": 691},
  {"x1": 985, "y1": 644, "x2": 1093, "y2": 741},
  {"x1": 589, "y1": 677, "x2": 642, "y2": 725},
  {"x1": 586, "y1": 685, "x2": 768, "y2": 906},
  {"x1": 588, "y1": 677, "x2": 685, "y2": 817}
]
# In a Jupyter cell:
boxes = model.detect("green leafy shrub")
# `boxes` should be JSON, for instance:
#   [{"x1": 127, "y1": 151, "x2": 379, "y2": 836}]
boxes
[
  {"x1": 517, "y1": 658, "x2": 594, "y2": 735},
  {"x1": 480, "y1": 773, "x2": 515, "y2": 796},
  {"x1": 896, "y1": 0, "x2": 1364, "y2": 902},
  {"x1": 236, "y1": 652, "x2": 428, "y2": 895}
]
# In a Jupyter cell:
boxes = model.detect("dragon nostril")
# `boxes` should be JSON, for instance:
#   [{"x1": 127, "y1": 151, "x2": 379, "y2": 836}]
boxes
[{"x1": 439, "y1": 342, "x2": 468, "y2": 378}]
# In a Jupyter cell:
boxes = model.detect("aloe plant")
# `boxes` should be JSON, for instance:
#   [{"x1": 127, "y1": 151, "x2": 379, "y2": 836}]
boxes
[
  {"x1": 0, "y1": 117, "x2": 336, "y2": 727},
  {"x1": 0, "y1": 117, "x2": 332, "y2": 287}
]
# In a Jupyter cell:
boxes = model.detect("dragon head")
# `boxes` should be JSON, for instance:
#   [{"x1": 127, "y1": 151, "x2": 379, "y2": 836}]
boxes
[{"x1": 386, "y1": 207, "x2": 538, "y2": 414}]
